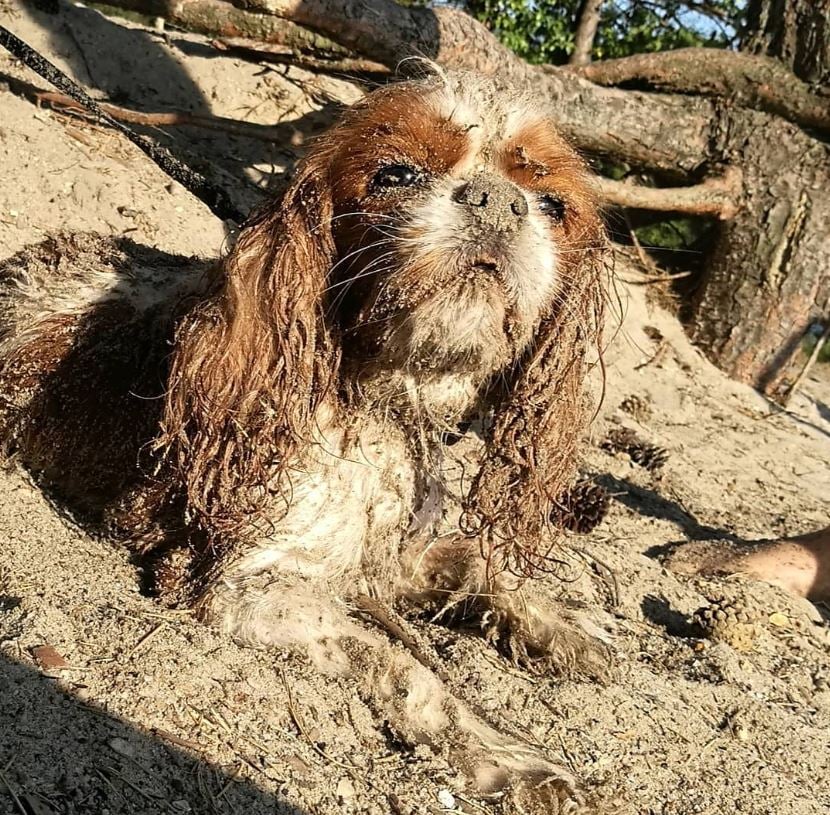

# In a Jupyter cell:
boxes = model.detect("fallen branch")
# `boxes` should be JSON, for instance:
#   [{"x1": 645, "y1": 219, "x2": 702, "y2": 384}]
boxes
[
  {"x1": 0, "y1": 25, "x2": 244, "y2": 224},
  {"x1": 190, "y1": 0, "x2": 716, "y2": 177},
  {"x1": 4, "y1": 67, "x2": 736, "y2": 220},
  {"x1": 105, "y1": 0, "x2": 345, "y2": 55},
  {"x1": 1, "y1": 72, "x2": 296, "y2": 143},
  {"x1": 597, "y1": 169, "x2": 742, "y2": 219},
  {"x1": 570, "y1": 48, "x2": 830, "y2": 135}
]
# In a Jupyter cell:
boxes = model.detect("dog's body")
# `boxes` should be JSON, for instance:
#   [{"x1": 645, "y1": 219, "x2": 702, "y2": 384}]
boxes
[{"x1": 0, "y1": 69, "x2": 607, "y2": 811}]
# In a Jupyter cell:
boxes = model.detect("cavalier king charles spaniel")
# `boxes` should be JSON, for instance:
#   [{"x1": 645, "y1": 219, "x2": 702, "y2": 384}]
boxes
[{"x1": 0, "y1": 67, "x2": 607, "y2": 810}]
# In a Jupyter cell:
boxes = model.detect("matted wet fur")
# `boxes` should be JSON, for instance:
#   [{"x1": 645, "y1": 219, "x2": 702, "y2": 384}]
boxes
[{"x1": 0, "y1": 68, "x2": 608, "y2": 811}]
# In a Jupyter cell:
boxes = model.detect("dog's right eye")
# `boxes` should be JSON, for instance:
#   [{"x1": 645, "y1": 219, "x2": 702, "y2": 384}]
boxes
[{"x1": 372, "y1": 164, "x2": 420, "y2": 189}]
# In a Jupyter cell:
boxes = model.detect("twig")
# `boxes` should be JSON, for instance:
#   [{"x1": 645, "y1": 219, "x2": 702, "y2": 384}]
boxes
[
  {"x1": 782, "y1": 321, "x2": 830, "y2": 406},
  {"x1": 626, "y1": 214, "x2": 659, "y2": 275},
  {"x1": 93, "y1": 768, "x2": 126, "y2": 803},
  {"x1": 621, "y1": 271, "x2": 693, "y2": 285},
  {"x1": 279, "y1": 667, "x2": 357, "y2": 772},
  {"x1": 634, "y1": 340, "x2": 669, "y2": 370},
  {"x1": 0, "y1": 25, "x2": 244, "y2": 224},
  {"x1": 353, "y1": 594, "x2": 450, "y2": 683},
  {"x1": 101, "y1": 766, "x2": 162, "y2": 802},
  {"x1": 125, "y1": 622, "x2": 166, "y2": 659},
  {"x1": 0, "y1": 766, "x2": 26, "y2": 815},
  {"x1": 150, "y1": 727, "x2": 203, "y2": 752},
  {"x1": 575, "y1": 547, "x2": 620, "y2": 609},
  {"x1": 211, "y1": 38, "x2": 389, "y2": 78},
  {"x1": 1, "y1": 72, "x2": 291, "y2": 143},
  {"x1": 619, "y1": 221, "x2": 694, "y2": 284}
]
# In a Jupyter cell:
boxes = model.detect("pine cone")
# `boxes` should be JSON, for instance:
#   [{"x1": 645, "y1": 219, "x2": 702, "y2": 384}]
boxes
[
  {"x1": 601, "y1": 427, "x2": 668, "y2": 472},
  {"x1": 551, "y1": 480, "x2": 610, "y2": 534},
  {"x1": 619, "y1": 394, "x2": 652, "y2": 422},
  {"x1": 693, "y1": 598, "x2": 758, "y2": 652},
  {"x1": 629, "y1": 442, "x2": 668, "y2": 471}
]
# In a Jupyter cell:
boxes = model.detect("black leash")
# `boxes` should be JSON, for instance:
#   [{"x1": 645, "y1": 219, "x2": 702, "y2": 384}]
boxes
[{"x1": 0, "y1": 24, "x2": 246, "y2": 225}]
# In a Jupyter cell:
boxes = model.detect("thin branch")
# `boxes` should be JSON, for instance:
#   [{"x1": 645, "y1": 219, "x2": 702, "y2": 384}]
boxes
[
  {"x1": 570, "y1": 0, "x2": 604, "y2": 66},
  {"x1": 1, "y1": 71, "x2": 295, "y2": 142},
  {"x1": 782, "y1": 322, "x2": 830, "y2": 406},
  {"x1": 210, "y1": 37, "x2": 389, "y2": 78},
  {"x1": 597, "y1": 169, "x2": 741, "y2": 219},
  {"x1": 0, "y1": 25, "x2": 244, "y2": 224},
  {"x1": 570, "y1": 47, "x2": 830, "y2": 135}
]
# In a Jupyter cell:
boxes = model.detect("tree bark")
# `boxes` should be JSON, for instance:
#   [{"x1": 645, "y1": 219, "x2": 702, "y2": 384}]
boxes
[
  {"x1": 743, "y1": 0, "x2": 830, "y2": 84},
  {"x1": 686, "y1": 0, "x2": 830, "y2": 393},
  {"x1": 570, "y1": 0, "x2": 604, "y2": 66},
  {"x1": 104, "y1": 0, "x2": 346, "y2": 54},
  {"x1": 220, "y1": 0, "x2": 714, "y2": 178},
  {"x1": 689, "y1": 111, "x2": 830, "y2": 394},
  {"x1": 572, "y1": 48, "x2": 830, "y2": 135}
]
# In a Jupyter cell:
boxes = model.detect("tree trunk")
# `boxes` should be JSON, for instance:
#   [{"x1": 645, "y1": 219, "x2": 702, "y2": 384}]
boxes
[
  {"x1": 689, "y1": 111, "x2": 830, "y2": 395},
  {"x1": 570, "y1": 0, "x2": 603, "y2": 66},
  {"x1": 743, "y1": 0, "x2": 830, "y2": 84},
  {"x1": 689, "y1": 0, "x2": 830, "y2": 394}
]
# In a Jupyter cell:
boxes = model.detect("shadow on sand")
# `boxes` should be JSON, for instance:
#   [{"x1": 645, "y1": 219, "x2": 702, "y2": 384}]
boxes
[{"x1": 0, "y1": 650, "x2": 308, "y2": 814}]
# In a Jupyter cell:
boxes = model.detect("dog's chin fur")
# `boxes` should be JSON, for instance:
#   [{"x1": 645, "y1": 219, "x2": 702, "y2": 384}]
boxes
[{"x1": 0, "y1": 67, "x2": 608, "y2": 811}]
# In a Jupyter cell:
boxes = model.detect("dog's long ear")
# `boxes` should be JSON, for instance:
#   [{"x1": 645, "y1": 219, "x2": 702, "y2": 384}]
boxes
[
  {"x1": 463, "y1": 209, "x2": 607, "y2": 577},
  {"x1": 157, "y1": 154, "x2": 338, "y2": 539}
]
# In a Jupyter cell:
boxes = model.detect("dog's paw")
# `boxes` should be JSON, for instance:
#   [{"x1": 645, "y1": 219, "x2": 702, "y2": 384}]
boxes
[
  {"x1": 481, "y1": 595, "x2": 612, "y2": 681},
  {"x1": 473, "y1": 757, "x2": 583, "y2": 814},
  {"x1": 509, "y1": 774, "x2": 584, "y2": 815}
]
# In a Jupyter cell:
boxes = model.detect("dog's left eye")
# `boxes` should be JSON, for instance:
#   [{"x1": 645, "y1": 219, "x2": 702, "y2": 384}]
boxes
[
  {"x1": 373, "y1": 164, "x2": 421, "y2": 189},
  {"x1": 538, "y1": 194, "x2": 566, "y2": 223}
]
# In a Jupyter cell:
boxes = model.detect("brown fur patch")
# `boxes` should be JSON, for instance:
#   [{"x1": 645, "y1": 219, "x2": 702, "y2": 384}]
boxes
[{"x1": 0, "y1": 235, "x2": 210, "y2": 517}]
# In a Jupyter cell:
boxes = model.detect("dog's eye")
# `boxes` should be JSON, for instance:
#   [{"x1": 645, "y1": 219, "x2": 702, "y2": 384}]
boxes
[
  {"x1": 373, "y1": 164, "x2": 420, "y2": 189},
  {"x1": 538, "y1": 194, "x2": 566, "y2": 223}
]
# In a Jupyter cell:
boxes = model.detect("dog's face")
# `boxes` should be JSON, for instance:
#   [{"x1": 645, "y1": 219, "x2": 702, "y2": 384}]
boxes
[{"x1": 317, "y1": 72, "x2": 602, "y2": 378}]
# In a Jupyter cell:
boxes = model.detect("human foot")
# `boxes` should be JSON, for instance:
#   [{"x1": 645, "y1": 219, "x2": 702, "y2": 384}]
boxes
[{"x1": 665, "y1": 526, "x2": 830, "y2": 601}]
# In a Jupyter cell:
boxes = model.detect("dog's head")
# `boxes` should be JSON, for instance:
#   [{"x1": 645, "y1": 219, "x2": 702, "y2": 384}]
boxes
[
  {"x1": 319, "y1": 71, "x2": 602, "y2": 385},
  {"x1": 161, "y1": 68, "x2": 606, "y2": 570}
]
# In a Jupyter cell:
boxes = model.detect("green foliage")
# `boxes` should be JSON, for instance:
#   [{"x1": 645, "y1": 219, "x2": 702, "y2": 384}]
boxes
[
  {"x1": 465, "y1": 0, "x2": 581, "y2": 64},
  {"x1": 802, "y1": 331, "x2": 830, "y2": 364},
  {"x1": 464, "y1": 1, "x2": 745, "y2": 65},
  {"x1": 635, "y1": 217, "x2": 710, "y2": 253}
]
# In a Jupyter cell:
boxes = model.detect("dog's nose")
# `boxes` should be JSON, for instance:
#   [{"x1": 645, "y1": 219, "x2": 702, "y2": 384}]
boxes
[{"x1": 454, "y1": 173, "x2": 529, "y2": 231}]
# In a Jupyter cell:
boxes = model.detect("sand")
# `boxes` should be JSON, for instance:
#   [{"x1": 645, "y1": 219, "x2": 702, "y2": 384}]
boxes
[{"x1": 0, "y1": 3, "x2": 828, "y2": 813}]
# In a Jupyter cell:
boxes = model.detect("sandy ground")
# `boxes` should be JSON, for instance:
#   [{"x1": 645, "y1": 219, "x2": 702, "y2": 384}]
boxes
[{"x1": 0, "y1": 3, "x2": 828, "y2": 813}]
